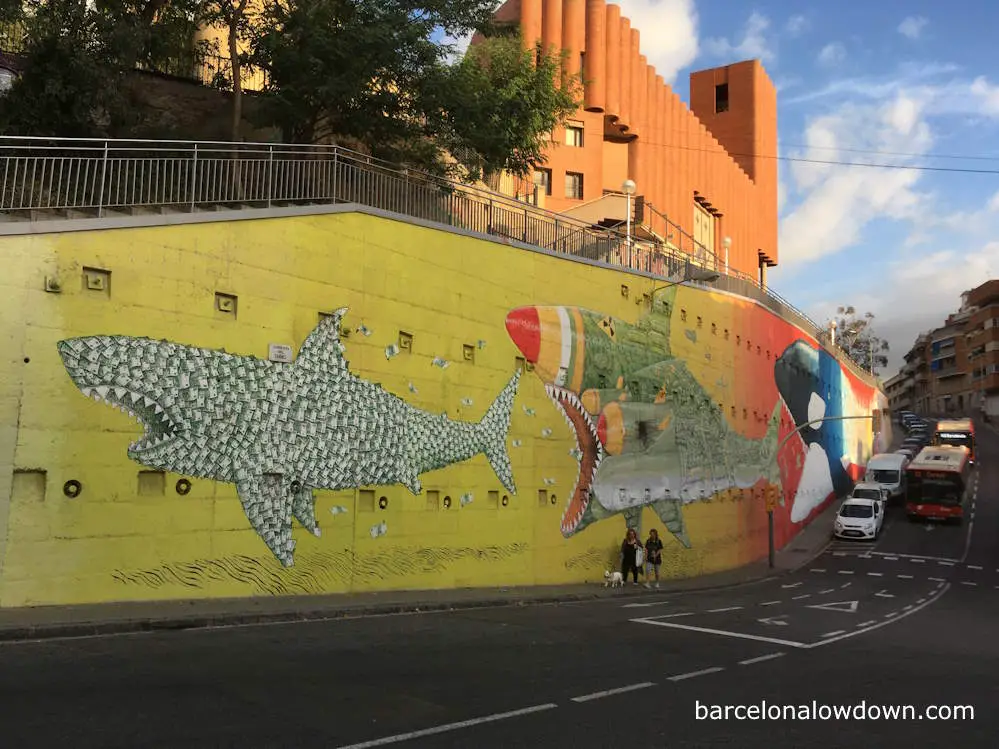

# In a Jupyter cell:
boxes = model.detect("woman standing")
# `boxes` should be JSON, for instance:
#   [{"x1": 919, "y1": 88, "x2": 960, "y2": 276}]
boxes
[
  {"x1": 644, "y1": 529, "x2": 664, "y2": 588},
  {"x1": 620, "y1": 528, "x2": 643, "y2": 585}
]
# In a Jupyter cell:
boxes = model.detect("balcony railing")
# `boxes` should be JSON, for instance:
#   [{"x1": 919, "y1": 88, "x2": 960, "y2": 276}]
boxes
[{"x1": 0, "y1": 134, "x2": 875, "y2": 385}]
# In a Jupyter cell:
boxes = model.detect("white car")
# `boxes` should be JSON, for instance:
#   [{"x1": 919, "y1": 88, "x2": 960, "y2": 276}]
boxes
[
  {"x1": 849, "y1": 482, "x2": 889, "y2": 508},
  {"x1": 833, "y1": 497, "x2": 884, "y2": 541}
]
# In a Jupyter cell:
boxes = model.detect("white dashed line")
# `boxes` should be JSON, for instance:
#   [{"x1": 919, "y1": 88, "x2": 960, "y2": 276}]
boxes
[
  {"x1": 917, "y1": 598, "x2": 927, "y2": 604},
  {"x1": 739, "y1": 652, "x2": 785, "y2": 665},
  {"x1": 857, "y1": 620, "x2": 878, "y2": 628},
  {"x1": 791, "y1": 594, "x2": 811, "y2": 600},
  {"x1": 910, "y1": 558, "x2": 925, "y2": 564},
  {"x1": 833, "y1": 552, "x2": 846, "y2": 557},
  {"x1": 658, "y1": 612, "x2": 695, "y2": 619},
  {"x1": 707, "y1": 606, "x2": 743, "y2": 613},
  {"x1": 897, "y1": 574, "x2": 913, "y2": 579},
  {"x1": 938, "y1": 561, "x2": 955, "y2": 566},
  {"x1": 867, "y1": 572, "x2": 884, "y2": 577},
  {"x1": 818, "y1": 588, "x2": 835, "y2": 595},
  {"x1": 781, "y1": 582, "x2": 803, "y2": 589},
  {"x1": 882, "y1": 556, "x2": 898, "y2": 561},
  {"x1": 668, "y1": 667, "x2": 726, "y2": 682},
  {"x1": 840, "y1": 582, "x2": 852, "y2": 589},
  {"x1": 929, "y1": 577, "x2": 945, "y2": 582},
  {"x1": 822, "y1": 630, "x2": 847, "y2": 638},
  {"x1": 962, "y1": 582, "x2": 978, "y2": 587},
  {"x1": 883, "y1": 612, "x2": 897, "y2": 619},
  {"x1": 810, "y1": 569, "x2": 826, "y2": 573},
  {"x1": 571, "y1": 683, "x2": 656, "y2": 703},
  {"x1": 838, "y1": 570, "x2": 854, "y2": 575},
  {"x1": 902, "y1": 605, "x2": 914, "y2": 611},
  {"x1": 759, "y1": 601, "x2": 781, "y2": 607},
  {"x1": 967, "y1": 565, "x2": 983, "y2": 571}
]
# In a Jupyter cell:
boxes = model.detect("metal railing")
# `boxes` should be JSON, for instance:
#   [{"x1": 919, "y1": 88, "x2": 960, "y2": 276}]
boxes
[{"x1": 0, "y1": 134, "x2": 877, "y2": 386}]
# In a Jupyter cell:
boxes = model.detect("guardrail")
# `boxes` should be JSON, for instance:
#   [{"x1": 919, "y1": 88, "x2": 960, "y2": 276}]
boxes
[{"x1": 0, "y1": 135, "x2": 876, "y2": 386}]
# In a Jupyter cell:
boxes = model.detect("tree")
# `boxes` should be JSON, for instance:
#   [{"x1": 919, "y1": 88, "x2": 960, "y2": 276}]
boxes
[
  {"x1": 199, "y1": 0, "x2": 257, "y2": 142},
  {"x1": 823, "y1": 306, "x2": 890, "y2": 375},
  {"x1": 427, "y1": 31, "x2": 582, "y2": 182},
  {"x1": 251, "y1": 0, "x2": 498, "y2": 171},
  {"x1": 0, "y1": 0, "x2": 203, "y2": 137}
]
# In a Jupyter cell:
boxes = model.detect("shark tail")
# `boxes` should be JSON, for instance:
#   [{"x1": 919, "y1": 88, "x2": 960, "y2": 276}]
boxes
[{"x1": 479, "y1": 370, "x2": 521, "y2": 494}]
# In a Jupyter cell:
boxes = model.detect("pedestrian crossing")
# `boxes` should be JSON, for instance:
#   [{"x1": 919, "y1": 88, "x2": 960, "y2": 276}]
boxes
[{"x1": 826, "y1": 540, "x2": 876, "y2": 557}]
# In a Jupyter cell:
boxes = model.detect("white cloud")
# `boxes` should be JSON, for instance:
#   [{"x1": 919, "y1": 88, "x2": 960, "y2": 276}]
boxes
[
  {"x1": 817, "y1": 42, "x2": 845, "y2": 66},
  {"x1": 970, "y1": 76, "x2": 999, "y2": 116},
  {"x1": 618, "y1": 0, "x2": 700, "y2": 85},
  {"x1": 778, "y1": 91, "x2": 934, "y2": 269},
  {"x1": 704, "y1": 11, "x2": 775, "y2": 63},
  {"x1": 785, "y1": 14, "x2": 808, "y2": 37},
  {"x1": 897, "y1": 16, "x2": 928, "y2": 40}
]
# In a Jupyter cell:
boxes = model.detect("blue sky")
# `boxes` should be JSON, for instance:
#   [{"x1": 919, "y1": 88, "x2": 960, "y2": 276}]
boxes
[{"x1": 444, "y1": 2, "x2": 999, "y2": 377}]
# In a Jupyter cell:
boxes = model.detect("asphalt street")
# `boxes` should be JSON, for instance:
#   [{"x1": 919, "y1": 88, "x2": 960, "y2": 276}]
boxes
[{"x1": 1, "y1": 422, "x2": 996, "y2": 748}]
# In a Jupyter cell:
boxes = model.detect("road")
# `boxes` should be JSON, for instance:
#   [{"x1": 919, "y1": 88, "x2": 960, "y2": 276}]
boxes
[{"x1": 2, "y1": 424, "x2": 997, "y2": 748}]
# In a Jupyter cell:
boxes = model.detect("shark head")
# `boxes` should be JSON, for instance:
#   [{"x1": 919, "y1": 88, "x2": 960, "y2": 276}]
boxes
[{"x1": 57, "y1": 335, "x2": 187, "y2": 463}]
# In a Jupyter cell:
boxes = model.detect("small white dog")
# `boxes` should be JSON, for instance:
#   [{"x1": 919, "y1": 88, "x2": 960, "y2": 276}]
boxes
[{"x1": 604, "y1": 570, "x2": 624, "y2": 588}]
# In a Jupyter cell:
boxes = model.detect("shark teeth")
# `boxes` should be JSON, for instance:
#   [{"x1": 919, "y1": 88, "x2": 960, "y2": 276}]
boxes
[
  {"x1": 80, "y1": 385, "x2": 177, "y2": 452},
  {"x1": 543, "y1": 383, "x2": 604, "y2": 535}
]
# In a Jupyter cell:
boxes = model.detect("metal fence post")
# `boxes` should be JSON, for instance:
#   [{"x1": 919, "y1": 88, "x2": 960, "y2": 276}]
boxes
[
  {"x1": 96, "y1": 140, "x2": 109, "y2": 217},
  {"x1": 189, "y1": 144, "x2": 198, "y2": 211},
  {"x1": 331, "y1": 149, "x2": 339, "y2": 204},
  {"x1": 266, "y1": 145, "x2": 274, "y2": 208}
]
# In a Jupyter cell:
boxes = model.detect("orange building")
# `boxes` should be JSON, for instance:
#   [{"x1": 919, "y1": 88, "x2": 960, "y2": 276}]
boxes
[{"x1": 485, "y1": 0, "x2": 779, "y2": 282}]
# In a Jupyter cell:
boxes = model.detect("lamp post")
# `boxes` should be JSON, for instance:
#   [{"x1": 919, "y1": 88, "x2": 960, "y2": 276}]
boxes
[
  {"x1": 765, "y1": 414, "x2": 875, "y2": 568},
  {"x1": 722, "y1": 236, "x2": 731, "y2": 274},
  {"x1": 623, "y1": 178, "x2": 636, "y2": 263}
]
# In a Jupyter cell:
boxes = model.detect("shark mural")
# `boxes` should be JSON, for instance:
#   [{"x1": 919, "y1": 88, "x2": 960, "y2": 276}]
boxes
[
  {"x1": 504, "y1": 289, "x2": 783, "y2": 548},
  {"x1": 57, "y1": 308, "x2": 520, "y2": 567}
]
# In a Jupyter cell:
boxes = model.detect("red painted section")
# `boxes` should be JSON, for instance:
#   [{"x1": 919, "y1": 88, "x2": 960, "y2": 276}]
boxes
[{"x1": 505, "y1": 307, "x2": 541, "y2": 363}]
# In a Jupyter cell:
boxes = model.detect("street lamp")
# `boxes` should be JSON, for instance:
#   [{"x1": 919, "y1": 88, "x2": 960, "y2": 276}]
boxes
[
  {"x1": 722, "y1": 236, "x2": 731, "y2": 273},
  {"x1": 622, "y1": 179, "x2": 636, "y2": 260}
]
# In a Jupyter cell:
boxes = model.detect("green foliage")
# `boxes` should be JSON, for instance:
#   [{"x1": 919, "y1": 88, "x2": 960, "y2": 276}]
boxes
[
  {"x1": 431, "y1": 33, "x2": 581, "y2": 180},
  {"x1": 825, "y1": 306, "x2": 890, "y2": 375}
]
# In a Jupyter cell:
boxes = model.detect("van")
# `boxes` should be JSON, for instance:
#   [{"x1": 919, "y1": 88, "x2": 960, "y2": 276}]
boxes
[{"x1": 865, "y1": 453, "x2": 909, "y2": 501}]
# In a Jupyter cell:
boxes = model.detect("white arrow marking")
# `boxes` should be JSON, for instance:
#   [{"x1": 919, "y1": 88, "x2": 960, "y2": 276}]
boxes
[
  {"x1": 875, "y1": 590, "x2": 895, "y2": 598},
  {"x1": 758, "y1": 615, "x2": 789, "y2": 626},
  {"x1": 707, "y1": 606, "x2": 743, "y2": 613},
  {"x1": 807, "y1": 600, "x2": 859, "y2": 613},
  {"x1": 781, "y1": 582, "x2": 803, "y2": 589}
]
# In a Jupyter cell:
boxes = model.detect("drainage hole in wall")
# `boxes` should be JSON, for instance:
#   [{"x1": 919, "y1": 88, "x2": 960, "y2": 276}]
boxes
[
  {"x1": 176, "y1": 479, "x2": 192, "y2": 496},
  {"x1": 502, "y1": 495, "x2": 509, "y2": 506},
  {"x1": 63, "y1": 480, "x2": 82, "y2": 498},
  {"x1": 443, "y1": 496, "x2": 452, "y2": 509},
  {"x1": 23, "y1": 357, "x2": 30, "y2": 364},
  {"x1": 378, "y1": 496, "x2": 389, "y2": 509}
]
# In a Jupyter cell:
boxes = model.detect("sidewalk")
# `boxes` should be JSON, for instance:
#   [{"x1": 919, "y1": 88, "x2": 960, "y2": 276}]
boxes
[{"x1": 0, "y1": 503, "x2": 837, "y2": 642}]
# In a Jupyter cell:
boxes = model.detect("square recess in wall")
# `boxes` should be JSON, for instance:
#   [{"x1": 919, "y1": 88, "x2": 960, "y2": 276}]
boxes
[
  {"x1": 215, "y1": 292, "x2": 238, "y2": 318},
  {"x1": 425, "y1": 489, "x2": 440, "y2": 511},
  {"x1": 359, "y1": 489, "x2": 376, "y2": 513},
  {"x1": 82, "y1": 267, "x2": 111, "y2": 298},
  {"x1": 12, "y1": 470, "x2": 46, "y2": 502},
  {"x1": 137, "y1": 470, "x2": 165, "y2": 496}
]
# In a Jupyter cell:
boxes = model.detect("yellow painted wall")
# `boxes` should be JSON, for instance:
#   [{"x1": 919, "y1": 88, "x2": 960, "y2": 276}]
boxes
[{"x1": 0, "y1": 209, "x2": 870, "y2": 607}]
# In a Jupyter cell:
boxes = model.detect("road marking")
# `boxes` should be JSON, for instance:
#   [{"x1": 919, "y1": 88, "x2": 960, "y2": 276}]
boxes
[
  {"x1": 857, "y1": 620, "x2": 878, "y2": 627},
  {"x1": 929, "y1": 577, "x2": 945, "y2": 582},
  {"x1": 707, "y1": 606, "x2": 743, "y2": 613},
  {"x1": 962, "y1": 581, "x2": 978, "y2": 587},
  {"x1": 758, "y1": 615, "x2": 789, "y2": 626},
  {"x1": 938, "y1": 561, "x2": 955, "y2": 567},
  {"x1": 810, "y1": 568, "x2": 826, "y2": 573},
  {"x1": 791, "y1": 594, "x2": 811, "y2": 600},
  {"x1": 967, "y1": 565, "x2": 983, "y2": 571},
  {"x1": 910, "y1": 558, "x2": 925, "y2": 564},
  {"x1": 809, "y1": 584, "x2": 951, "y2": 649},
  {"x1": 657, "y1": 612, "x2": 695, "y2": 619},
  {"x1": 870, "y1": 552, "x2": 957, "y2": 563},
  {"x1": 917, "y1": 598, "x2": 926, "y2": 604},
  {"x1": 822, "y1": 630, "x2": 846, "y2": 638},
  {"x1": 630, "y1": 618, "x2": 810, "y2": 648},
  {"x1": 781, "y1": 582, "x2": 803, "y2": 589},
  {"x1": 334, "y1": 703, "x2": 560, "y2": 748},
  {"x1": 759, "y1": 600, "x2": 781, "y2": 606},
  {"x1": 571, "y1": 682, "x2": 655, "y2": 703},
  {"x1": 739, "y1": 653, "x2": 785, "y2": 665},
  {"x1": 808, "y1": 600, "x2": 859, "y2": 613},
  {"x1": 832, "y1": 552, "x2": 846, "y2": 557},
  {"x1": 838, "y1": 570, "x2": 854, "y2": 575},
  {"x1": 883, "y1": 612, "x2": 897, "y2": 619},
  {"x1": 897, "y1": 574, "x2": 913, "y2": 579},
  {"x1": 875, "y1": 591, "x2": 895, "y2": 598},
  {"x1": 961, "y1": 520, "x2": 974, "y2": 564},
  {"x1": 668, "y1": 667, "x2": 726, "y2": 682},
  {"x1": 622, "y1": 600, "x2": 671, "y2": 608},
  {"x1": 818, "y1": 588, "x2": 835, "y2": 595},
  {"x1": 867, "y1": 572, "x2": 884, "y2": 577},
  {"x1": 902, "y1": 605, "x2": 914, "y2": 611},
  {"x1": 881, "y1": 556, "x2": 899, "y2": 561},
  {"x1": 840, "y1": 582, "x2": 852, "y2": 589}
]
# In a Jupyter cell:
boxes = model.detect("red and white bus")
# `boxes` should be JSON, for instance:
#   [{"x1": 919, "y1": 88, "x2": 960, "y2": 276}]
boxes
[
  {"x1": 932, "y1": 418, "x2": 976, "y2": 464},
  {"x1": 905, "y1": 445, "x2": 973, "y2": 523}
]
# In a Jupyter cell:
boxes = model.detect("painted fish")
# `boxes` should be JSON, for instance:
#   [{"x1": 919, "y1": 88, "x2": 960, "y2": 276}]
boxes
[
  {"x1": 505, "y1": 292, "x2": 781, "y2": 547},
  {"x1": 57, "y1": 308, "x2": 520, "y2": 567}
]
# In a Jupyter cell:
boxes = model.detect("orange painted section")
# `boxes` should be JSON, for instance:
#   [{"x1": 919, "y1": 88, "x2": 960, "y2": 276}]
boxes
[
  {"x1": 542, "y1": 0, "x2": 563, "y2": 53},
  {"x1": 481, "y1": 2, "x2": 780, "y2": 276}
]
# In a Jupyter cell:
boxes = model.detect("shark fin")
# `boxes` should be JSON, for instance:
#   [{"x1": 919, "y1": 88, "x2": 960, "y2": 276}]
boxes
[
  {"x1": 622, "y1": 506, "x2": 643, "y2": 537},
  {"x1": 236, "y1": 473, "x2": 296, "y2": 567},
  {"x1": 760, "y1": 401, "x2": 784, "y2": 490},
  {"x1": 652, "y1": 498, "x2": 691, "y2": 548},
  {"x1": 295, "y1": 307, "x2": 349, "y2": 372},
  {"x1": 401, "y1": 473, "x2": 423, "y2": 495},
  {"x1": 479, "y1": 371, "x2": 521, "y2": 494},
  {"x1": 291, "y1": 484, "x2": 321, "y2": 537}
]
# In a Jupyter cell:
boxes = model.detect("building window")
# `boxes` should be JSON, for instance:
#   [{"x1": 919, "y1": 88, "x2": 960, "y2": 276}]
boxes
[
  {"x1": 715, "y1": 83, "x2": 729, "y2": 113},
  {"x1": 534, "y1": 168, "x2": 552, "y2": 196},
  {"x1": 565, "y1": 171, "x2": 584, "y2": 200},
  {"x1": 565, "y1": 123, "x2": 584, "y2": 147}
]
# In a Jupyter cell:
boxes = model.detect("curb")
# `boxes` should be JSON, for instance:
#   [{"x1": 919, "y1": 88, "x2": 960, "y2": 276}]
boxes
[{"x1": 0, "y1": 565, "x2": 795, "y2": 643}]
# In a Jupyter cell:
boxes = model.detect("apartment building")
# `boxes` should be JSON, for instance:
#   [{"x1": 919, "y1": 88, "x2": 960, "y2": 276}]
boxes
[
  {"x1": 894, "y1": 280, "x2": 999, "y2": 418},
  {"x1": 485, "y1": 0, "x2": 779, "y2": 283}
]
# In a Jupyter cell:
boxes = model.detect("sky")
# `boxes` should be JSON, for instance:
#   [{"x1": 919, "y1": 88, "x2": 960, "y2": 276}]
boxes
[{"x1": 442, "y1": 0, "x2": 999, "y2": 379}]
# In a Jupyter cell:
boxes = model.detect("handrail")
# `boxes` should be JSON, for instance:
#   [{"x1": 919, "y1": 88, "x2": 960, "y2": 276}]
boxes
[{"x1": 0, "y1": 134, "x2": 878, "y2": 387}]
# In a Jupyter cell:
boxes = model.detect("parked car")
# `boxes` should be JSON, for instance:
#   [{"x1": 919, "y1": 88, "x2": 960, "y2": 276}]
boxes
[
  {"x1": 833, "y1": 497, "x2": 885, "y2": 540},
  {"x1": 850, "y1": 481, "x2": 890, "y2": 508}
]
